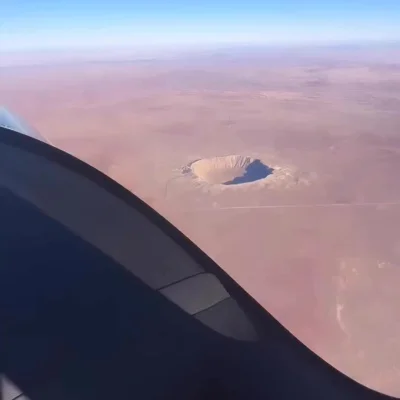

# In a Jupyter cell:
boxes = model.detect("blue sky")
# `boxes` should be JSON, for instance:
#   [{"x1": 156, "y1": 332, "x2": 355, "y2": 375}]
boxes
[{"x1": 2, "y1": 0, "x2": 400, "y2": 51}]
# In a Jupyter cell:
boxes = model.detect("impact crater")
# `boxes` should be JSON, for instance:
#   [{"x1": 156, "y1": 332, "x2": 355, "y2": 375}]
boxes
[{"x1": 188, "y1": 155, "x2": 274, "y2": 185}]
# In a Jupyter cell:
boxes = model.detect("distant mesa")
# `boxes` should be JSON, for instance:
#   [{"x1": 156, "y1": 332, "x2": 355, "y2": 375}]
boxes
[{"x1": 187, "y1": 155, "x2": 274, "y2": 185}]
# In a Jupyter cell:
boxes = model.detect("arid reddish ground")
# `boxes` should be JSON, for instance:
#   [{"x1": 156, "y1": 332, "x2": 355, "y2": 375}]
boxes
[{"x1": 2, "y1": 45, "x2": 400, "y2": 396}]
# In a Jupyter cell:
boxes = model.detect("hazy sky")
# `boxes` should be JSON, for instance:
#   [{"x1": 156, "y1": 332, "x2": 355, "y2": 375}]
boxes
[{"x1": 2, "y1": 0, "x2": 400, "y2": 51}]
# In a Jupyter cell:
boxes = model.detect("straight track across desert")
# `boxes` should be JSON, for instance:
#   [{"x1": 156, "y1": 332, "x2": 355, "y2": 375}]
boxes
[{"x1": 189, "y1": 201, "x2": 400, "y2": 212}]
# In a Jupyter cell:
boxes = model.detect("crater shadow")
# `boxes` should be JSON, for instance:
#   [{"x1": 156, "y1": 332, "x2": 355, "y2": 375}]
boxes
[{"x1": 225, "y1": 160, "x2": 274, "y2": 185}]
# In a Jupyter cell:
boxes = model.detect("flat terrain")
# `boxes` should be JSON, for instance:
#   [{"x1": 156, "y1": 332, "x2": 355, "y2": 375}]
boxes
[{"x1": 3, "y1": 44, "x2": 400, "y2": 396}]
